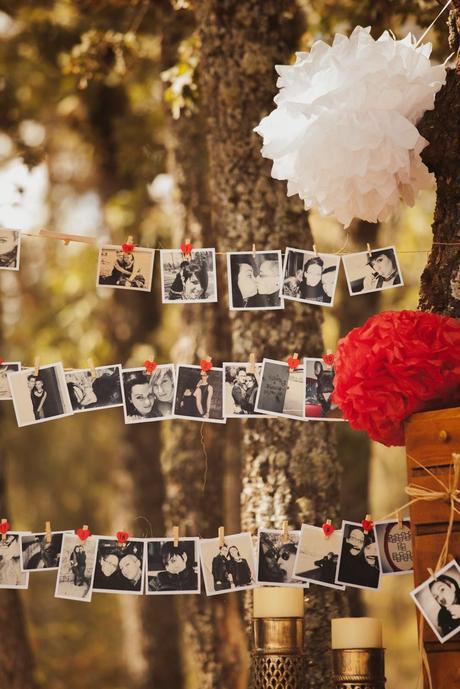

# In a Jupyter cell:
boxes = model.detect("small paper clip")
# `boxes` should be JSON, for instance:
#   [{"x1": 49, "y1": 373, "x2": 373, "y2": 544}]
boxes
[
  {"x1": 366, "y1": 243, "x2": 372, "y2": 258},
  {"x1": 144, "y1": 354, "x2": 157, "y2": 375},
  {"x1": 173, "y1": 525, "x2": 179, "y2": 548},
  {"x1": 34, "y1": 357, "x2": 40, "y2": 377},
  {"x1": 218, "y1": 526, "x2": 225, "y2": 547},
  {"x1": 87, "y1": 358, "x2": 97, "y2": 381},
  {"x1": 180, "y1": 238, "x2": 192, "y2": 258},
  {"x1": 248, "y1": 353, "x2": 256, "y2": 375},
  {"x1": 252, "y1": 243, "x2": 256, "y2": 258},
  {"x1": 122, "y1": 236, "x2": 135, "y2": 253},
  {"x1": 361, "y1": 514, "x2": 373, "y2": 535},
  {"x1": 200, "y1": 357, "x2": 213, "y2": 373},
  {"x1": 0, "y1": 518, "x2": 10, "y2": 542},
  {"x1": 287, "y1": 353, "x2": 300, "y2": 371},
  {"x1": 45, "y1": 520, "x2": 52, "y2": 544},
  {"x1": 76, "y1": 524, "x2": 91, "y2": 542},
  {"x1": 322, "y1": 519, "x2": 334, "y2": 538},
  {"x1": 116, "y1": 530, "x2": 129, "y2": 544}
]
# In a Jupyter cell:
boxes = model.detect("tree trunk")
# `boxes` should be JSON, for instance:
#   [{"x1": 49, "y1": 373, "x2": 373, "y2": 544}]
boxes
[{"x1": 194, "y1": 1, "x2": 347, "y2": 685}]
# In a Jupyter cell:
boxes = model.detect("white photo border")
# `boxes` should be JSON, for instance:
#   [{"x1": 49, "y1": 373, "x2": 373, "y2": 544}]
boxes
[
  {"x1": 160, "y1": 248, "x2": 218, "y2": 304},
  {"x1": 121, "y1": 365, "x2": 176, "y2": 424},
  {"x1": 282, "y1": 246, "x2": 340, "y2": 308},
  {"x1": 8, "y1": 362, "x2": 74, "y2": 428},
  {"x1": 293, "y1": 524, "x2": 345, "y2": 591},
  {"x1": 173, "y1": 364, "x2": 225, "y2": 424},
  {"x1": 254, "y1": 358, "x2": 306, "y2": 422},
  {"x1": 342, "y1": 245, "x2": 404, "y2": 297},
  {"x1": 145, "y1": 537, "x2": 201, "y2": 596},
  {"x1": 255, "y1": 528, "x2": 307, "y2": 589},
  {"x1": 96, "y1": 245, "x2": 155, "y2": 292},
  {"x1": 226, "y1": 250, "x2": 284, "y2": 311},
  {"x1": 411, "y1": 559, "x2": 460, "y2": 644}
]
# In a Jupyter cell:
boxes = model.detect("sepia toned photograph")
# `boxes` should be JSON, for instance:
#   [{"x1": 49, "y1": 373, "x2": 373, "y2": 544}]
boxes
[
  {"x1": 342, "y1": 246, "x2": 403, "y2": 296},
  {"x1": 93, "y1": 538, "x2": 145, "y2": 595},
  {"x1": 8, "y1": 363, "x2": 74, "y2": 427},
  {"x1": 0, "y1": 533, "x2": 30, "y2": 589},
  {"x1": 304, "y1": 358, "x2": 343, "y2": 421},
  {"x1": 174, "y1": 365, "x2": 225, "y2": 423},
  {"x1": 55, "y1": 533, "x2": 98, "y2": 602},
  {"x1": 65, "y1": 365, "x2": 123, "y2": 413},
  {"x1": 121, "y1": 365, "x2": 176, "y2": 423},
  {"x1": 199, "y1": 532, "x2": 256, "y2": 596},
  {"x1": 293, "y1": 524, "x2": 344, "y2": 590},
  {"x1": 146, "y1": 538, "x2": 200, "y2": 594},
  {"x1": 0, "y1": 228, "x2": 21, "y2": 270},
  {"x1": 255, "y1": 359, "x2": 305, "y2": 420},
  {"x1": 227, "y1": 250, "x2": 283, "y2": 310},
  {"x1": 335, "y1": 521, "x2": 381, "y2": 591},
  {"x1": 20, "y1": 532, "x2": 68, "y2": 571},
  {"x1": 411, "y1": 560, "x2": 460, "y2": 644},
  {"x1": 223, "y1": 362, "x2": 263, "y2": 418},
  {"x1": 160, "y1": 249, "x2": 218, "y2": 303},
  {"x1": 97, "y1": 245, "x2": 154, "y2": 292},
  {"x1": 0, "y1": 361, "x2": 20, "y2": 401},
  {"x1": 282, "y1": 248, "x2": 340, "y2": 307},
  {"x1": 256, "y1": 529, "x2": 306, "y2": 587},
  {"x1": 375, "y1": 520, "x2": 413, "y2": 576}
]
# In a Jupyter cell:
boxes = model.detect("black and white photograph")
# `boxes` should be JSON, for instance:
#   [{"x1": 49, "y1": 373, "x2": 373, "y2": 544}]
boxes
[
  {"x1": 54, "y1": 533, "x2": 97, "y2": 602},
  {"x1": 335, "y1": 521, "x2": 381, "y2": 591},
  {"x1": 0, "y1": 228, "x2": 21, "y2": 271},
  {"x1": 65, "y1": 365, "x2": 123, "y2": 413},
  {"x1": 293, "y1": 524, "x2": 344, "y2": 590},
  {"x1": 223, "y1": 362, "x2": 263, "y2": 418},
  {"x1": 199, "y1": 532, "x2": 256, "y2": 596},
  {"x1": 0, "y1": 361, "x2": 20, "y2": 400},
  {"x1": 256, "y1": 529, "x2": 306, "y2": 588},
  {"x1": 375, "y1": 520, "x2": 413, "y2": 576},
  {"x1": 255, "y1": 359, "x2": 305, "y2": 420},
  {"x1": 93, "y1": 538, "x2": 145, "y2": 595},
  {"x1": 342, "y1": 246, "x2": 403, "y2": 296},
  {"x1": 20, "y1": 531, "x2": 68, "y2": 571},
  {"x1": 8, "y1": 363, "x2": 74, "y2": 427},
  {"x1": 174, "y1": 365, "x2": 225, "y2": 423},
  {"x1": 227, "y1": 251, "x2": 283, "y2": 310},
  {"x1": 160, "y1": 249, "x2": 217, "y2": 303},
  {"x1": 304, "y1": 358, "x2": 343, "y2": 421},
  {"x1": 282, "y1": 247, "x2": 340, "y2": 307},
  {"x1": 411, "y1": 560, "x2": 460, "y2": 643},
  {"x1": 96, "y1": 245, "x2": 154, "y2": 292},
  {"x1": 121, "y1": 365, "x2": 176, "y2": 423},
  {"x1": 0, "y1": 533, "x2": 29, "y2": 589},
  {"x1": 146, "y1": 538, "x2": 200, "y2": 594}
]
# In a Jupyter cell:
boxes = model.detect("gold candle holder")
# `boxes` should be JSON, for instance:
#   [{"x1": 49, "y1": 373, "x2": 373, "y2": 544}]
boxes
[
  {"x1": 251, "y1": 617, "x2": 305, "y2": 689},
  {"x1": 332, "y1": 648, "x2": 386, "y2": 689}
]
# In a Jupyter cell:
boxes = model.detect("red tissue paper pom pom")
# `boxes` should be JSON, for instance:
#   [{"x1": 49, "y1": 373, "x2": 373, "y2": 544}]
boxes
[{"x1": 333, "y1": 310, "x2": 460, "y2": 447}]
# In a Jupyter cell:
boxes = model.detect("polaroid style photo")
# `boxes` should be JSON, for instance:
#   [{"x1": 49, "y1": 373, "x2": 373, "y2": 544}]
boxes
[
  {"x1": 93, "y1": 538, "x2": 146, "y2": 595},
  {"x1": 65, "y1": 365, "x2": 123, "y2": 413},
  {"x1": 255, "y1": 359, "x2": 306, "y2": 421},
  {"x1": 0, "y1": 361, "x2": 21, "y2": 401},
  {"x1": 97, "y1": 245, "x2": 154, "y2": 292},
  {"x1": 374, "y1": 520, "x2": 413, "y2": 576},
  {"x1": 293, "y1": 524, "x2": 344, "y2": 590},
  {"x1": 227, "y1": 251, "x2": 283, "y2": 310},
  {"x1": 335, "y1": 521, "x2": 381, "y2": 591},
  {"x1": 256, "y1": 529, "x2": 307, "y2": 588},
  {"x1": 20, "y1": 531, "x2": 69, "y2": 572},
  {"x1": 199, "y1": 532, "x2": 257, "y2": 596},
  {"x1": 174, "y1": 365, "x2": 225, "y2": 424},
  {"x1": 342, "y1": 246, "x2": 403, "y2": 296},
  {"x1": 121, "y1": 365, "x2": 176, "y2": 424},
  {"x1": 223, "y1": 362, "x2": 265, "y2": 418},
  {"x1": 0, "y1": 533, "x2": 30, "y2": 589},
  {"x1": 160, "y1": 249, "x2": 218, "y2": 303},
  {"x1": 8, "y1": 363, "x2": 74, "y2": 427},
  {"x1": 146, "y1": 538, "x2": 200, "y2": 595},
  {"x1": 282, "y1": 247, "x2": 340, "y2": 307},
  {"x1": 411, "y1": 560, "x2": 460, "y2": 644},
  {"x1": 0, "y1": 228, "x2": 21, "y2": 271},
  {"x1": 55, "y1": 533, "x2": 98, "y2": 602},
  {"x1": 304, "y1": 358, "x2": 343, "y2": 421}
]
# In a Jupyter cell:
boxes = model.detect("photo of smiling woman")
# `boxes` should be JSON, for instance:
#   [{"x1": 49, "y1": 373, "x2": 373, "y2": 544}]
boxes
[
  {"x1": 93, "y1": 538, "x2": 146, "y2": 595},
  {"x1": 412, "y1": 560, "x2": 460, "y2": 643},
  {"x1": 160, "y1": 249, "x2": 218, "y2": 303},
  {"x1": 227, "y1": 251, "x2": 283, "y2": 310},
  {"x1": 335, "y1": 521, "x2": 381, "y2": 590},
  {"x1": 0, "y1": 228, "x2": 21, "y2": 270},
  {"x1": 282, "y1": 248, "x2": 340, "y2": 307},
  {"x1": 121, "y1": 365, "x2": 176, "y2": 424}
]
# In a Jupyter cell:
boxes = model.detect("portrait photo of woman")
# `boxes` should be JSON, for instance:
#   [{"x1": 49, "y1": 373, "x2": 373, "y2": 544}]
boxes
[
  {"x1": 282, "y1": 248, "x2": 340, "y2": 307},
  {"x1": 412, "y1": 561, "x2": 460, "y2": 643},
  {"x1": 160, "y1": 249, "x2": 218, "y2": 303},
  {"x1": 174, "y1": 365, "x2": 225, "y2": 423},
  {"x1": 0, "y1": 229, "x2": 20, "y2": 270},
  {"x1": 342, "y1": 246, "x2": 403, "y2": 296},
  {"x1": 121, "y1": 365, "x2": 176, "y2": 424}
]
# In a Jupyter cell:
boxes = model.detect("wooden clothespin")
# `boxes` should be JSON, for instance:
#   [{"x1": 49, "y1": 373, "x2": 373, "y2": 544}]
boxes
[
  {"x1": 45, "y1": 521, "x2": 52, "y2": 544},
  {"x1": 366, "y1": 243, "x2": 372, "y2": 258},
  {"x1": 282, "y1": 520, "x2": 289, "y2": 543},
  {"x1": 313, "y1": 245, "x2": 318, "y2": 256},
  {"x1": 34, "y1": 357, "x2": 40, "y2": 376},
  {"x1": 218, "y1": 525, "x2": 225, "y2": 547},
  {"x1": 87, "y1": 358, "x2": 97, "y2": 380},
  {"x1": 248, "y1": 353, "x2": 256, "y2": 374},
  {"x1": 0, "y1": 518, "x2": 9, "y2": 542},
  {"x1": 396, "y1": 511, "x2": 403, "y2": 530},
  {"x1": 173, "y1": 525, "x2": 180, "y2": 548},
  {"x1": 252, "y1": 243, "x2": 256, "y2": 258}
]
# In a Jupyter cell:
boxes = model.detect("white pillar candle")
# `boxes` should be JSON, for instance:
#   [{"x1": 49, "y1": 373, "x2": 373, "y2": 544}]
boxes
[
  {"x1": 331, "y1": 617, "x2": 383, "y2": 649},
  {"x1": 253, "y1": 587, "x2": 304, "y2": 618}
]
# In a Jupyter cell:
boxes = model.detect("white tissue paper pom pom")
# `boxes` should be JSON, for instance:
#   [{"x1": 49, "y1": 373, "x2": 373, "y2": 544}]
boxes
[{"x1": 254, "y1": 26, "x2": 446, "y2": 227}]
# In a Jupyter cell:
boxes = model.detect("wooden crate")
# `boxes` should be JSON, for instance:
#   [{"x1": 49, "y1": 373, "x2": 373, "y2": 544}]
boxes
[{"x1": 405, "y1": 406, "x2": 460, "y2": 688}]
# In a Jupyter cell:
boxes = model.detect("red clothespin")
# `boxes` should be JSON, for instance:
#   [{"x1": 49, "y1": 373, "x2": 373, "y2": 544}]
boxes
[
  {"x1": 116, "y1": 530, "x2": 129, "y2": 544},
  {"x1": 180, "y1": 237, "x2": 192, "y2": 258},
  {"x1": 200, "y1": 357, "x2": 212, "y2": 373},
  {"x1": 144, "y1": 354, "x2": 157, "y2": 375},
  {"x1": 361, "y1": 514, "x2": 374, "y2": 535},
  {"x1": 76, "y1": 524, "x2": 91, "y2": 541},
  {"x1": 322, "y1": 519, "x2": 335, "y2": 538},
  {"x1": 287, "y1": 353, "x2": 300, "y2": 371},
  {"x1": 122, "y1": 236, "x2": 135, "y2": 253},
  {"x1": 0, "y1": 518, "x2": 10, "y2": 542},
  {"x1": 322, "y1": 351, "x2": 335, "y2": 367}
]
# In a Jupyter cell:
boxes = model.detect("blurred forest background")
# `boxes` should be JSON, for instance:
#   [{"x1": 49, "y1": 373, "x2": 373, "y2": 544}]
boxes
[{"x1": 0, "y1": 1, "x2": 455, "y2": 689}]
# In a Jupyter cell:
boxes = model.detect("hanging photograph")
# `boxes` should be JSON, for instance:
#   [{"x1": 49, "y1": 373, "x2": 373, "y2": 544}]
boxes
[
  {"x1": 374, "y1": 519, "x2": 413, "y2": 576},
  {"x1": 0, "y1": 533, "x2": 30, "y2": 589},
  {"x1": 335, "y1": 521, "x2": 381, "y2": 591},
  {"x1": 174, "y1": 365, "x2": 225, "y2": 423},
  {"x1": 304, "y1": 358, "x2": 343, "y2": 421},
  {"x1": 160, "y1": 249, "x2": 218, "y2": 303},
  {"x1": 55, "y1": 533, "x2": 97, "y2": 602},
  {"x1": 293, "y1": 524, "x2": 344, "y2": 590},
  {"x1": 8, "y1": 363, "x2": 74, "y2": 427},
  {"x1": 0, "y1": 228, "x2": 21, "y2": 271},
  {"x1": 121, "y1": 365, "x2": 176, "y2": 424},
  {"x1": 342, "y1": 246, "x2": 403, "y2": 295},
  {"x1": 411, "y1": 560, "x2": 460, "y2": 644},
  {"x1": 282, "y1": 247, "x2": 340, "y2": 307},
  {"x1": 93, "y1": 538, "x2": 145, "y2": 595},
  {"x1": 0, "y1": 361, "x2": 21, "y2": 401},
  {"x1": 199, "y1": 532, "x2": 256, "y2": 596},
  {"x1": 256, "y1": 529, "x2": 306, "y2": 588},
  {"x1": 223, "y1": 362, "x2": 264, "y2": 418},
  {"x1": 96, "y1": 245, "x2": 155, "y2": 291},
  {"x1": 227, "y1": 250, "x2": 283, "y2": 310},
  {"x1": 146, "y1": 538, "x2": 200, "y2": 595},
  {"x1": 65, "y1": 365, "x2": 123, "y2": 413},
  {"x1": 20, "y1": 531, "x2": 68, "y2": 571},
  {"x1": 255, "y1": 359, "x2": 305, "y2": 420}
]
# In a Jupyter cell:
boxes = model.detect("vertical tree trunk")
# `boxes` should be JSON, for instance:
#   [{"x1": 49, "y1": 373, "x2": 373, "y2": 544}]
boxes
[{"x1": 194, "y1": 1, "x2": 347, "y2": 685}]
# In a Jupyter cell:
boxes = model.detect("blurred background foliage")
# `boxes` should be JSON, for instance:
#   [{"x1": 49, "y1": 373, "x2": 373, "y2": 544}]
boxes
[{"x1": 0, "y1": 1, "x2": 449, "y2": 687}]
